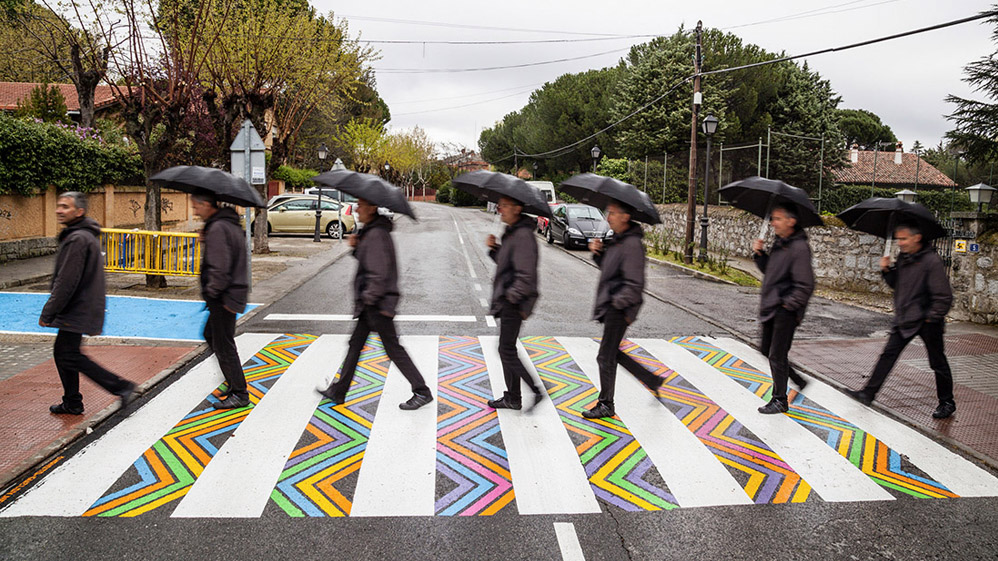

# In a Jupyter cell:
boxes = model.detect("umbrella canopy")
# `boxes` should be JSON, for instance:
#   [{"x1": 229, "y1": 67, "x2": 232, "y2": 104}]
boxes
[
  {"x1": 150, "y1": 165, "x2": 266, "y2": 208},
  {"x1": 313, "y1": 169, "x2": 415, "y2": 219},
  {"x1": 718, "y1": 176, "x2": 823, "y2": 228},
  {"x1": 451, "y1": 170, "x2": 553, "y2": 218},
  {"x1": 836, "y1": 197, "x2": 947, "y2": 240},
  {"x1": 557, "y1": 173, "x2": 661, "y2": 225}
]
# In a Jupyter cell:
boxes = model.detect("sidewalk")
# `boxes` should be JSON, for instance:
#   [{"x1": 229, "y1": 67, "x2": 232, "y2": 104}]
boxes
[{"x1": 0, "y1": 236, "x2": 352, "y2": 490}]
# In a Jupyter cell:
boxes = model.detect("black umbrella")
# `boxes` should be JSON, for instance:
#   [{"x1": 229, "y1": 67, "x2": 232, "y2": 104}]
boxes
[
  {"x1": 150, "y1": 165, "x2": 266, "y2": 208},
  {"x1": 719, "y1": 177, "x2": 823, "y2": 237},
  {"x1": 451, "y1": 170, "x2": 553, "y2": 218},
  {"x1": 558, "y1": 173, "x2": 661, "y2": 225},
  {"x1": 313, "y1": 169, "x2": 416, "y2": 219},
  {"x1": 837, "y1": 197, "x2": 947, "y2": 241}
]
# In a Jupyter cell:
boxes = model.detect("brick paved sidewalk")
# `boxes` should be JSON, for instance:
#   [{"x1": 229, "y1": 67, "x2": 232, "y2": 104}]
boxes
[
  {"x1": 0, "y1": 342, "x2": 198, "y2": 489},
  {"x1": 793, "y1": 327, "x2": 998, "y2": 467}
]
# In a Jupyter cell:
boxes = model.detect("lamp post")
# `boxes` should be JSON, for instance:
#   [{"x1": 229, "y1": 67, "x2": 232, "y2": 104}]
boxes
[
  {"x1": 966, "y1": 183, "x2": 997, "y2": 212},
  {"x1": 699, "y1": 114, "x2": 718, "y2": 261},
  {"x1": 894, "y1": 189, "x2": 916, "y2": 203},
  {"x1": 533, "y1": 161, "x2": 538, "y2": 178},
  {"x1": 591, "y1": 145, "x2": 601, "y2": 173},
  {"x1": 951, "y1": 149, "x2": 965, "y2": 214},
  {"x1": 313, "y1": 142, "x2": 328, "y2": 242}
]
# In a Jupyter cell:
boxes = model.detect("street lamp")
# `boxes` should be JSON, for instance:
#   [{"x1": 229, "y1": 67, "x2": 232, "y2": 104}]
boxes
[
  {"x1": 313, "y1": 142, "x2": 329, "y2": 242},
  {"x1": 951, "y1": 149, "x2": 965, "y2": 213},
  {"x1": 966, "y1": 183, "x2": 996, "y2": 212},
  {"x1": 895, "y1": 189, "x2": 916, "y2": 203},
  {"x1": 533, "y1": 161, "x2": 538, "y2": 178},
  {"x1": 591, "y1": 145, "x2": 601, "y2": 173},
  {"x1": 699, "y1": 114, "x2": 718, "y2": 261}
]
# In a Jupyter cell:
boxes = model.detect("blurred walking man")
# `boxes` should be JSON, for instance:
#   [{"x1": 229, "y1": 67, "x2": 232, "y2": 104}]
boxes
[
  {"x1": 846, "y1": 223, "x2": 956, "y2": 419},
  {"x1": 192, "y1": 191, "x2": 249, "y2": 410},
  {"x1": 752, "y1": 203, "x2": 814, "y2": 415},
  {"x1": 486, "y1": 196, "x2": 544, "y2": 410},
  {"x1": 41, "y1": 192, "x2": 135, "y2": 415},
  {"x1": 583, "y1": 202, "x2": 662, "y2": 419},
  {"x1": 320, "y1": 198, "x2": 433, "y2": 410}
]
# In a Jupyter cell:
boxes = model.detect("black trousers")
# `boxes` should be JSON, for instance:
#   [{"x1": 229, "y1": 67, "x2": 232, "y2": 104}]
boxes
[
  {"x1": 329, "y1": 306, "x2": 430, "y2": 398},
  {"x1": 596, "y1": 309, "x2": 660, "y2": 407},
  {"x1": 54, "y1": 329, "x2": 132, "y2": 409},
  {"x1": 497, "y1": 306, "x2": 539, "y2": 401},
  {"x1": 864, "y1": 322, "x2": 954, "y2": 404},
  {"x1": 760, "y1": 308, "x2": 806, "y2": 403},
  {"x1": 204, "y1": 303, "x2": 247, "y2": 400}
]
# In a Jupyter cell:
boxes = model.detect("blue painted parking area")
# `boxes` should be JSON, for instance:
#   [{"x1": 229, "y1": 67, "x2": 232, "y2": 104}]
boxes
[{"x1": 0, "y1": 292, "x2": 257, "y2": 341}]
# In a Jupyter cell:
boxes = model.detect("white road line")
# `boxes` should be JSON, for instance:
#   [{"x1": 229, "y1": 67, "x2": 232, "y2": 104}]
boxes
[
  {"x1": 709, "y1": 336, "x2": 998, "y2": 498},
  {"x1": 453, "y1": 218, "x2": 478, "y2": 279},
  {"x1": 485, "y1": 315, "x2": 497, "y2": 328},
  {"x1": 479, "y1": 297, "x2": 490, "y2": 308},
  {"x1": 474, "y1": 283, "x2": 482, "y2": 291},
  {"x1": 0, "y1": 333, "x2": 279, "y2": 517},
  {"x1": 264, "y1": 313, "x2": 478, "y2": 323},
  {"x1": 171, "y1": 335, "x2": 350, "y2": 518},
  {"x1": 557, "y1": 337, "x2": 753, "y2": 508},
  {"x1": 479, "y1": 335, "x2": 600, "y2": 515},
  {"x1": 634, "y1": 338, "x2": 895, "y2": 503},
  {"x1": 554, "y1": 522, "x2": 586, "y2": 561},
  {"x1": 350, "y1": 336, "x2": 439, "y2": 517}
]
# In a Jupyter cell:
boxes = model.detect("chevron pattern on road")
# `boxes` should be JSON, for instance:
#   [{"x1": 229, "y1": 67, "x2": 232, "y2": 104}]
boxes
[
  {"x1": 268, "y1": 337, "x2": 390, "y2": 517},
  {"x1": 672, "y1": 336, "x2": 958, "y2": 499},
  {"x1": 83, "y1": 334, "x2": 316, "y2": 517},
  {"x1": 523, "y1": 336, "x2": 678, "y2": 511},
  {"x1": 6, "y1": 333, "x2": 996, "y2": 520}
]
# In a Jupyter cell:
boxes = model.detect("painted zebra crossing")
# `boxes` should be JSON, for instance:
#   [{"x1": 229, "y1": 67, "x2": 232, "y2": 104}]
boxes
[{"x1": 4, "y1": 332, "x2": 998, "y2": 519}]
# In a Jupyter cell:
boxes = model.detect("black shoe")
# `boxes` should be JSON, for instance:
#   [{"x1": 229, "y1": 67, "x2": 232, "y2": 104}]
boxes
[
  {"x1": 582, "y1": 402, "x2": 615, "y2": 419},
  {"x1": 115, "y1": 383, "x2": 137, "y2": 407},
  {"x1": 845, "y1": 389, "x2": 874, "y2": 406},
  {"x1": 932, "y1": 401, "x2": 956, "y2": 419},
  {"x1": 526, "y1": 388, "x2": 545, "y2": 412},
  {"x1": 793, "y1": 377, "x2": 808, "y2": 393},
  {"x1": 317, "y1": 387, "x2": 346, "y2": 405},
  {"x1": 487, "y1": 396, "x2": 522, "y2": 410},
  {"x1": 645, "y1": 375, "x2": 664, "y2": 395},
  {"x1": 215, "y1": 389, "x2": 232, "y2": 400},
  {"x1": 49, "y1": 402, "x2": 84, "y2": 415},
  {"x1": 758, "y1": 399, "x2": 789, "y2": 415},
  {"x1": 400, "y1": 393, "x2": 433, "y2": 411},
  {"x1": 212, "y1": 394, "x2": 250, "y2": 409}
]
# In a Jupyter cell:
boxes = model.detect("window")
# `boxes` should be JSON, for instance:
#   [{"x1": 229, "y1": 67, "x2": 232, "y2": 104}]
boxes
[
  {"x1": 319, "y1": 200, "x2": 340, "y2": 211},
  {"x1": 568, "y1": 206, "x2": 603, "y2": 220},
  {"x1": 281, "y1": 200, "x2": 313, "y2": 211}
]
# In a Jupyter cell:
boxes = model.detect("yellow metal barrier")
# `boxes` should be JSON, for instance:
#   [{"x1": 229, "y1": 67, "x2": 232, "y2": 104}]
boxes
[{"x1": 101, "y1": 228, "x2": 201, "y2": 277}]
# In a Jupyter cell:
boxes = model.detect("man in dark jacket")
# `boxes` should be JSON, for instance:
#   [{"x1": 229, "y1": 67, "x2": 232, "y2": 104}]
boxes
[
  {"x1": 192, "y1": 191, "x2": 249, "y2": 410},
  {"x1": 40, "y1": 192, "x2": 135, "y2": 415},
  {"x1": 583, "y1": 201, "x2": 661, "y2": 419},
  {"x1": 485, "y1": 196, "x2": 543, "y2": 410},
  {"x1": 320, "y1": 198, "x2": 433, "y2": 410},
  {"x1": 752, "y1": 203, "x2": 814, "y2": 415},
  {"x1": 846, "y1": 223, "x2": 956, "y2": 419}
]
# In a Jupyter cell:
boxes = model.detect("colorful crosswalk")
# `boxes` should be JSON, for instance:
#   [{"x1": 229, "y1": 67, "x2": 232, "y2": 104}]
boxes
[{"x1": 3, "y1": 332, "x2": 998, "y2": 519}]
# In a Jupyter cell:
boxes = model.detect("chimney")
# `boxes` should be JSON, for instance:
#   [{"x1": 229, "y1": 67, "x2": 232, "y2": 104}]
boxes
[
  {"x1": 850, "y1": 143, "x2": 859, "y2": 163},
  {"x1": 894, "y1": 141, "x2": 903, "y2": 165}
]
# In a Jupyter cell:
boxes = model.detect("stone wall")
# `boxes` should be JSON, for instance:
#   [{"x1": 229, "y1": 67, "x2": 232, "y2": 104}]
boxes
[{"x1": 653, "y1": 204, "x2": 998, "y2": 323}]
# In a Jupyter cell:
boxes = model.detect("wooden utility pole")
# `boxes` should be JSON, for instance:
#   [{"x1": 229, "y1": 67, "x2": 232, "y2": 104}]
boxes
[{"x1": 684, "y1": 21, "x2": 703, "y2": 264}]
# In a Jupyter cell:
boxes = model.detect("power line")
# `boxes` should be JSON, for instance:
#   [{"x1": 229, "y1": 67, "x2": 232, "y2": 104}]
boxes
[
  {"x1": 393, "y1": 87, "x2": 538, "y2": 117},
  {"x1": 391, "y1": 82, "x2": 546, "y2": 105},
  {"x1": 721, "y1": 0, "x2": 900, "y2": 31},
  {"x1": 363, "y1": 35, "x2": 659, "y2": 45},
  {"x1": 375, "y1": 47, "x2": 629, "y2": 74},
  {"x1": 339, "y1": 15, "x2": 633, "y2": 37}
]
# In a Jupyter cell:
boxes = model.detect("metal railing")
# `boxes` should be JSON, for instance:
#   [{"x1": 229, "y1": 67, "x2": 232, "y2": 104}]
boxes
[{"x1": 101, "y1": 228, "x2": 201, "y2": 277}]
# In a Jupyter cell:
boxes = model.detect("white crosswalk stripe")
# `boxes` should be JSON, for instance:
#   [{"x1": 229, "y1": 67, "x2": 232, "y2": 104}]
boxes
[{"x1": 3, "y1": 333, "x2": 996, "y2": 519}]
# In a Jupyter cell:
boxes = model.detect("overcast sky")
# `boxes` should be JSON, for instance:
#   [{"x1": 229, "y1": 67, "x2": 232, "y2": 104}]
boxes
[{"x1": 311, "y1": 0, "x2": 995, "y2": 157}]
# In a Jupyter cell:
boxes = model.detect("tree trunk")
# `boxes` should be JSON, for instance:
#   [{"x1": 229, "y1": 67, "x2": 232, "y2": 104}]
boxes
[
  {"x1": 69, "y1": 45, "x2": 107, "y2": 129},
  {"x1": 144, "y1": 175, "x2": 166, "y2": 288}
]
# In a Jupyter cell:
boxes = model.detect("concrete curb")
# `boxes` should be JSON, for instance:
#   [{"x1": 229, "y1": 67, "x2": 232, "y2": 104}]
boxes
[
  {"x1": 0, "y1": 274, "x2": 51, "y2": 290},
  {"x1": 646, "y1": 255, "x2": 739, "y2": 286}
]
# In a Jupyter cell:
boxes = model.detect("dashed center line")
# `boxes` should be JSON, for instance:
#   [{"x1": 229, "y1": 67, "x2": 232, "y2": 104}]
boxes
[{"x1": 554, "y1": 523, "x2": 586, "y2": 561}]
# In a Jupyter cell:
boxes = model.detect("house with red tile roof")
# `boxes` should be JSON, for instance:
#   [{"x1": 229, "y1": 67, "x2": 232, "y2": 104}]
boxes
[
  {"x1": 832, "y1": 142, "x2": 956, "y2": 189},
  {"x1": 442, "y1": 149, "x2": 490, "y2": 172},
  {"x1": 0, "y1": 82, "x2": 120, "y2": 121}
]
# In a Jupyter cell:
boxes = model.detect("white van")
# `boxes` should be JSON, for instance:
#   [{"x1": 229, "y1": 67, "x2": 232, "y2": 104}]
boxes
[{"x1": 527, "y1": 181, "x2": 556, "y2": 204}]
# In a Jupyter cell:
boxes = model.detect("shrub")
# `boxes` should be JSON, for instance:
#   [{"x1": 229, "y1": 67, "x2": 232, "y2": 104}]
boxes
[
  {"x1": 821, "y1": 184, "x2": 973, "y2": 217},
  {"x1": 0, "y1": 114, "x2": 141, "y2": 195},
  {"x1": 272, "y1": 165, "x2": 319, "y2": 190},
  {"x1": 15, "y1": 82, "x2": 68, "y2": 123},
  {"x1": 450, "y1": 183, "x2": 482, "y2": 207},
  {"x1": 435, "y1": 182, "x2": 451, "y2": 204}
]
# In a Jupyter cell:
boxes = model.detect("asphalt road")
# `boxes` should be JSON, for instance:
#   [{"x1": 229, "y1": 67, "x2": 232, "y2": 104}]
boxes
[{"x1": 3, "y1": 203, "x2": 997, "y2": 561}]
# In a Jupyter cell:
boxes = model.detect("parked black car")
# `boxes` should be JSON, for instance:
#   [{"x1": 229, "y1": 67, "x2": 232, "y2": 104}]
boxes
[{"x1": 544, "y1": 204, "x2": 613, "y2": 249}]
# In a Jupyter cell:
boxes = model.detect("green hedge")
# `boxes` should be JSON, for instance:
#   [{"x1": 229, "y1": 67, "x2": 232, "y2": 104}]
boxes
[
  {"x1": 0, "y1": 114, "x2": 141, "y2": 195},
  {"x1": 435, "y1": 181, "x2": 451, "y2": 204},
  {"x1": 272, "y1": 165, "x2": 318, "y2": 190},
  {"x1": 820, "y1": 184, "x2": 973, "y2": 217}
]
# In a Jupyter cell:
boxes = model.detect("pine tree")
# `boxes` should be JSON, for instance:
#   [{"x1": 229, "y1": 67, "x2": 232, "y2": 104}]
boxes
[
  {"x1": 14, "y1": 82, "x2": 68, "y2": 123},
  {"x1": 945, "y1": 9, "x2": 998, "y2": 163}
]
